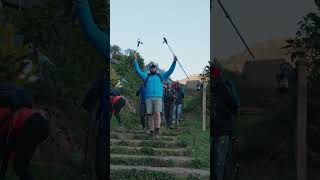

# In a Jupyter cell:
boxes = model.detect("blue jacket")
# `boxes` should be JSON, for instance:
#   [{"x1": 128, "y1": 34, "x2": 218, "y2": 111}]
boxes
[
  {"x1": 134, "y1": 60, "x2": 176, "y2": 98},
  {"x1": 77, "y1": 0, "x2": 109, "y2": 59}
]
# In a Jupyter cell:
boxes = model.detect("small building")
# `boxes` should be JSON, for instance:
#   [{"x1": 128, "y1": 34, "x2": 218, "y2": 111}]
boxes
[
  {"x1": 242, "y1": 59, "x2": 294, "y2": 90},
  {"x1": 186, "y1": 80, "x2": 201, "y2": 90}
]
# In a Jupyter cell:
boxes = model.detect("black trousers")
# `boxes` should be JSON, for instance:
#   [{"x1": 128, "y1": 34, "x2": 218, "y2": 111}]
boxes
[
  {"x1": 139, "y1": 103, "x2": 146, "y2": 128},
  {"x1": 111, "y1": 98, "x2": 125, "y2": 126},
  {"x1": 164, "y1": 103, "x2": 174, "y2": 128},
  {"x1": 0, "y1": 113, "x2": 49, "y2": 180}
]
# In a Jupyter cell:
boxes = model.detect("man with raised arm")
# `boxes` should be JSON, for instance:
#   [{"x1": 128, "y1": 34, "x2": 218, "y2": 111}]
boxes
[{"x1": 133, "y1": 53, "x2": 177, "y2": 139}]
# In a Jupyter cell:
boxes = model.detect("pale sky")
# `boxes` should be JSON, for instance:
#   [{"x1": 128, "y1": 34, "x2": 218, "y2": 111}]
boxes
[
  {"x1": 111, "y1": 0, "x2": 210, "y2": 81},
  {"x1": 211, "y1": 0, "x2": 317, "y2": 59}
]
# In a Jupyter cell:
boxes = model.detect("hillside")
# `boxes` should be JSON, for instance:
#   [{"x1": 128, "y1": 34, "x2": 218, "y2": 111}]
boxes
[
  {"x1": 178, "y1": 74, "x2": 201, "y2": 85},
  {"x1": 221, "y1": 38, "x2": 291, "y2": 72}
]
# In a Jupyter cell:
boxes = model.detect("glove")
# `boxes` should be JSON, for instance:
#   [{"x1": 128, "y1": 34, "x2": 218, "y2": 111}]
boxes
[{"x1": 174, "y1": 55, "x2": 178, "y2": 62}]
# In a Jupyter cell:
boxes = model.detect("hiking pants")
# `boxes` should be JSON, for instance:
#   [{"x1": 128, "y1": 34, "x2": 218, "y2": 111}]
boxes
[
  {"x1": 174, "y1": 104, "x2": 182, "y2": 123},
  {"x1": 0, "y1": 113, "x2": 49, "y2": 180},
  {"x1": 212, "y1": 135, "x2": 231, "y2": 180},
  {"x1": 164, "y1": 103, "x2": 174, "y2": 128},
  {"x1": 111, "y1": 109, "x2": 122, "y2": 126},
  {"x1": 139, "y1": 103, "x2": 146, "y2": 129}
]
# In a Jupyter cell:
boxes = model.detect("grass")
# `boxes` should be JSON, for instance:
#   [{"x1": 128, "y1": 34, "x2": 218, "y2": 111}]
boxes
[
  {"x1": 231, "y1": 95, "x2": 297, "y2": 179},
  {"x1": 110, "y1": 146, "x2": 188, "y2": 156},
  {"x1": 111, "y1": 157, "x2": 177, "y2": 167},
  {"x1": 110, "y1": 156, "x2": 208, "y2": 169},
  {"x1": 176, "y1": 96, "x2": 210, "y2": 170},
  {"x1": 110, "y1": 133, "x2": 177, "y2": 141},
  {"x1": 111, "y1": 111, "x2": 141, "y2": 130},
  {"x1": 111, "y1": 139, "x2": 185, "y2": 148},
  {"x1": 110, "y1": 170, "x2": 208, "y2": 180},
  {"x1": 113, "y1": 128, "x2": 183, "y2": 136},
  {"x1": 110, "y1": 170, "x2": 177, "y2": 180}
]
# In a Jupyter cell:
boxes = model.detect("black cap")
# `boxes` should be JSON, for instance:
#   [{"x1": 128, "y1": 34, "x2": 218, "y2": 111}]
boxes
[{"x1": 150, "y1": 63, "x2": 157, "y2": 68}]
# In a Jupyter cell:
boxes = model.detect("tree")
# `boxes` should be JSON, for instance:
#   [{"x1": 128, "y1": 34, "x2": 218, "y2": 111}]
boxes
[
  {"x1": 0, "y1": 19, "x2": 38, "y2": 84},
  {"x1": 284, "y1": 0, "x2": 320, "y2": 154},
  {"x1": 111, "y1": 45, "x2": 122, "y2": 59},
  {"x1": 110, "y1": 68, "x2": 120, "y2": 87},
  {"x1": 283, "y1": 0, "x2": 320, "y2": 83}
]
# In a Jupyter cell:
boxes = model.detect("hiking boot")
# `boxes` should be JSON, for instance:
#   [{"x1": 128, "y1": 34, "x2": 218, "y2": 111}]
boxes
[
  {"x1": 154, "y1": 132, "x2": 160, "y2": 140},
  {"x1": 154, "y1": 128, "x2": 160, "y2": 140},
  {"x1": 149, "y1": 130, "x2": 154, "y2": 139},
  {"x1": 144, "y1": 130, "x2": 149, "y2": 135}
]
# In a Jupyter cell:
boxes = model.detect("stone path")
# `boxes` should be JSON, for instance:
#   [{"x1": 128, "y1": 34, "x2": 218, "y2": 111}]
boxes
[{"x1": 110, "y1": 126, "x2": 210, "y2": 179}]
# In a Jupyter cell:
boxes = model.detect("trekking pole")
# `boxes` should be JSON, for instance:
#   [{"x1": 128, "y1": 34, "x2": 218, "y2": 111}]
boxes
[
  {"x1": 162, "y1": 37, "x2": 190, "y2": 80},
  {"x1": 81, "y1": 110, "x2": 95, "y2": 180},
  {"x1": 135, "y1": 39, "x2": 143, "y2": 52},
  {"x1": 216, "y1": 0, "x2": 255, "y2": 61},
  {"x1": 232, "y1": 136, "x2": 240, "y2": 180}
]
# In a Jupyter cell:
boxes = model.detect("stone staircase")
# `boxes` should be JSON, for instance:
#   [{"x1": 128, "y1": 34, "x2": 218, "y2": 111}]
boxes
[{"x1": 110, "y1": 127, "x2": 210, "y2": 179}]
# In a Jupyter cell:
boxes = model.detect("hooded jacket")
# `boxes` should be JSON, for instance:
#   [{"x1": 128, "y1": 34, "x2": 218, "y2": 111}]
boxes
[{"x1": 134, "y1": 60, "x2": 176, "y2": 98}]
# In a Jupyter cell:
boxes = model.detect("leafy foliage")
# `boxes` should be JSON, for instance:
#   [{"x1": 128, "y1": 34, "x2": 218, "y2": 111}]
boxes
[
  {"x1": 2, "y1": 0, "x2": 107, "y2": 106},
  {"x1": 110, "y1": 45, "x2": 145, "y2": 99},
  {"x1": 0, "y1": 20, "x2": 38, "y2": 83},
  {"x1": 283, "y1": 0, "x2": 320, "y2": 82},
  {"x1": 282, "y1": 0, "x2": 320, "y2": 155}
]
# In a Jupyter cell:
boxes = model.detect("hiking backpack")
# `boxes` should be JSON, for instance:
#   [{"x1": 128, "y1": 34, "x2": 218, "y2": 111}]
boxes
[
  {"x1": 164, "y1": 88, "x2": 176, "y2": 102},
  {"x1": 224, "y1": 80, "x2": 240, "y2": 114}
]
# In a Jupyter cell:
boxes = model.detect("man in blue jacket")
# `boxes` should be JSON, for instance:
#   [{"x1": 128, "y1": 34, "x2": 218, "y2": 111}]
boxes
[{"x1": 133, "y1": 53, "x2": 177, "y2": 139}]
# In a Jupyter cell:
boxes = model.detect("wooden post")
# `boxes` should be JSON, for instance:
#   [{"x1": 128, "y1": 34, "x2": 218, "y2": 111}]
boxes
[
  {"x1": 296, "y1": 57, "x2": 307, "y2": 180},
  {"x1": 202, "y1": 82, "x2": 207, "y2": 131}
]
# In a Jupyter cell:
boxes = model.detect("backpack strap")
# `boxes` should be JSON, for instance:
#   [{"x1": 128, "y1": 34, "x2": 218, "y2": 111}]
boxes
[{"x1": 145, "y1": 73, "x2": 163, "y2": 86}]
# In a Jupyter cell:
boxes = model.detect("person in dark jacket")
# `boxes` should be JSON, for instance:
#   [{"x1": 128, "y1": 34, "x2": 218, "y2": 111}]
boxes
[
  {"x1": 136, "y1": 84, "x2": 147, "y2": 130},
  {"x1": 211, "y1": 67, "x2": 240, "y2": 180},
  {"x1": 163, "y1": 84, "x2": 177, "y2": 129},
  {"x1": 81, "y1": 68, "x2": 109, "y2": 180},
  {"x1": 173, "y1": 82, "x2": 184, "y2": 125},
  {"x1": 0, "y1": 84, "x2": 49, "y2": 180}
]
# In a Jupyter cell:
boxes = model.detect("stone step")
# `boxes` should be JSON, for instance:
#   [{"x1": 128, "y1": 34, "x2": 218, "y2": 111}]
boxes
[
  {"x1": 110, "y1": 132, "x2": 178, "y2": 141},
  {"x1": 110, "y1": 165, "x2": 210, "y2": 179},
  {"x1": 113, "y1": 129, "x2": 184, "y2": 136},
  {"x1": 110, "y1": 154, "x2": 195, "y2": 167},
  {"x1": 110, "y1": 146, "x2": 190, "y2": 156},
  {"x1": 110, "y1": 139, "x2": 185, "y2": 148}
]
